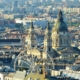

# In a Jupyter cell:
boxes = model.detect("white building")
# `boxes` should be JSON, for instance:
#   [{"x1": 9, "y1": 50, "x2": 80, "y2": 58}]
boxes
[
  {"x1": 0, "y1": 73, "x2": 6, "y2": 80},
  {"x1": 61, "y1": 70, "x2": 80, "y2": 79},
  {"x1": 5, "y1": 73, "x2": 15, "y2": 80},
  {"x1": 13, "y1": 70, "x2": 26, "y2": 80}
]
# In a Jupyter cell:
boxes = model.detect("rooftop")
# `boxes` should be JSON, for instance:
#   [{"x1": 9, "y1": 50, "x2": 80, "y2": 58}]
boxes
[
  {"x1": 13, "y1": 71, "x2": 26, "y2": 80},
  {"x1": 24, "y1": 73, "x2": 43, "y2": 80}
]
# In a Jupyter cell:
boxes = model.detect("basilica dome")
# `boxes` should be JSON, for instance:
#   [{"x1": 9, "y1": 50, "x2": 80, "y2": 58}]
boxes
[{"x1": 53, "y1": 10, "x2": 68, "y2": 32}]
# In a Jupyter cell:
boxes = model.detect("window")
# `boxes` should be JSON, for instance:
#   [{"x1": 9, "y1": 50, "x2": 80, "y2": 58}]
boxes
[
  {"x1": 64, "y1": 39, "x2": 65, "y2": 44},
  {"x1": 49, "y1": 47, "x2": 51, "y2": 51},
  {"x1": 66, "y1": 39, "x2": 68, "y2": 45},
  {"x1": 60, "y1": 39, "x2": 62, "y2": 44},
  {"x1": 64, "y1": 39, "x2": 68, "y2": 44}
]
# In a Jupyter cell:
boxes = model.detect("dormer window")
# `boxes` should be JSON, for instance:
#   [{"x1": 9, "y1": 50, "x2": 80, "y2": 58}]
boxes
[
  {"x1": 49, "y1": 47, "x2": 51, "y2": 51},
  {"x1": 60, "y1": 39, "x2": 62, "y2": 44},
  {"x1": 64, "y1": 39, "x2": 65, "y2": 44}
]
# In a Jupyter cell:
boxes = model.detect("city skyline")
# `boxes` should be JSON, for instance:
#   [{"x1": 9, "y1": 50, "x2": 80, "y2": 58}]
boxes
[{"x1": 0, "y1": 0, "x2": 80, "y2": 80}]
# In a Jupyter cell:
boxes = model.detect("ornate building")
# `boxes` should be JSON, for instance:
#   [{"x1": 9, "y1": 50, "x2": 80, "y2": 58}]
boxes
[
  {"x1": 26, "y1": 10, "x2": 80, "y2": 59},
  {"x1": 26, "y1": 21, "x2": 47, "y2": 59},
  {"x1": 44, "y1": 10, "x2": 80, "y2": 58},
  {"x1": 52, "y1": 10, "x2": 71, "y2": 50},
  {"x1": 44, "y1": 22, "x2": 52, "y2": 54},
  {"x1": 26, "y1": 21, "x2": 37, "y2": 49}
]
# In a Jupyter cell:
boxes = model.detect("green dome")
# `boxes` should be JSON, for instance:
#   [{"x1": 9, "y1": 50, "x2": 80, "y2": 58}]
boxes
[
  {"x1": 53, "y1": 20, "x2": 68, "y2": 32},
  {"x1": 53, "y1": 10, "x2": 68, "y2": 32}
]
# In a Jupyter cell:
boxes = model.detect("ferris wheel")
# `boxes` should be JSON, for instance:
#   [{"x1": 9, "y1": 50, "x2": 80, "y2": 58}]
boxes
[{"x1": 14, "y1": 50, "x2": 54, "y2": 74}]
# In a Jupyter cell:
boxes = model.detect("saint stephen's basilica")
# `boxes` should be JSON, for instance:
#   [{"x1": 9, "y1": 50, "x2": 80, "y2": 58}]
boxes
[{"x1": 25, "y1": 10, "x2": 80, "y2": 59}]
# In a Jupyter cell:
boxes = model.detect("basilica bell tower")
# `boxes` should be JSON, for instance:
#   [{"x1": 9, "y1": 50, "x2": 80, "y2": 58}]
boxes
[
  {"x1": 44, "y1": 22, "x2": 52, "y2": 54},
  {"x1": 27, "y1": 21, "x2": 37, "y2": 49}
]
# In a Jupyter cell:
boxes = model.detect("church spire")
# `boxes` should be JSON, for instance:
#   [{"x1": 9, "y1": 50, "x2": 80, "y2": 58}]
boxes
[
  {"x1": 30, "y1": 19, "x2": 34, "y2": 29},
  {"x1": 44, "y1": 21, "x2": 52, "y2": 53},
  {"x1": 46, "y1": 21, "x2": 50, "y2": 30},
  {"x1": 27, "y1": 19, "x2": 37, "y2": 49}
]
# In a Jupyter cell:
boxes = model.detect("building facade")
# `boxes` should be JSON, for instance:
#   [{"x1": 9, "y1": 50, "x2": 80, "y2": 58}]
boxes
[{"x1": 26, "y1": 10, "x2": 80, "y2": 59}]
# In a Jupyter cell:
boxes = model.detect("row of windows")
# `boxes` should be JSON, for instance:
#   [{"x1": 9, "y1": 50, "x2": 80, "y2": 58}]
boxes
[{"x1": 53, "y1": 39, "x2": 69, "y2": 45}]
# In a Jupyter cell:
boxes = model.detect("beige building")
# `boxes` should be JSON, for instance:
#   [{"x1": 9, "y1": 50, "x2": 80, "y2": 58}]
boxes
[
  {"x1": 5, "y1": 73, "x2": 15, "y2": 80},
  {"x1": 5, "y1": 71, "x2": 26, "y2": 80},
  {"x1": 27, "y1": 22, "x2": 37, "y2": 49},
  {"x1": 26, "y1": 10, "x2": 80, "y2": 59},
  {"x1": 52, "y1": 10, "x2": 71, "y2": 50},
  {"x1": 44, "y1": 10, "x2": 80, "y2": 58},
  {"x1": 24, "y1": 73, "x2": 43, "y2": 80},
  {"x1": 4, "y1": 14, "x2": 14, "y2": 19},
  {"x1": 13, "y1": 71, "x2": 26, "y2": 80},
  {"x1": 26, "y1": 21, "x2": 47, "y2": 59},
  {"x1": 63, "y1": 7, "x2": 80, "y2": 14}
]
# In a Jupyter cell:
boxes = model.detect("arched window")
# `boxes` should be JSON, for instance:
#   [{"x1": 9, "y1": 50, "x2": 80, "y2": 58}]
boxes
[
  {"x1": 60, "y1": 39, "x2": 62, "y2": 44},
  {"x1": 64, "y1": 39, "x2": 65, "y2": 44},
  {"x1": 49, "y1": 47, "x2": 51, "y2": 51},
  {"x1": 66, "y1": 39, "x2": 68, "y2": 45}
]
